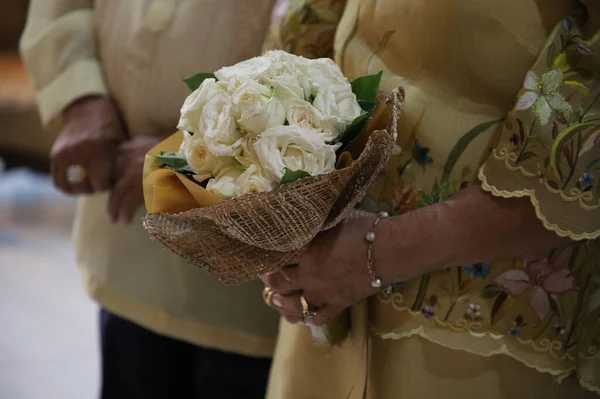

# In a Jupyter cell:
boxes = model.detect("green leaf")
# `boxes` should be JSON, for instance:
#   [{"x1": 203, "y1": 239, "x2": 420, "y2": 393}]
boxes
[
  {"x1": 547, "y1": 44, "x2": 558, "y2": 69},
  {"x1": 281, "y1": 168, "x2": 310, "y2": 184},
  {"x1": 441, "y1": 119, "x2": 503, "y2": 184},
  {"x1": 481, "y1": 284, "x2": 504, "y2": 299},
  {"x1": 357, "y1": 100, "x2": 378, "y2": 113},
  {"x1": 183, "y1": 73, "x2": 217, "y2": 91},
  {"x1": 337, "y1": 113, "x2": 369, "y2": 153},
  {"x1": 351, "y1": 71, "x2": 383, "y2": 104},
  {"x1": 491, "y1": 291, "x2": 509, "y2": 325},
  {"x1": 417, "y1": 191, "x2": 433, "y2": 208},
  {"x1": 552, "y1": 52, "x2": 568, "y2": 70},
  {"x1": 548, "y1": 294, "x2": 561, "y2": 319},
  {"x1": 431, "y1": 179, "x2": 441, "y2": 203},
  {"x1": 519, "y1": 151, "x2": 537, "y2": 163},
  {"x1": 551, "y1": 122, "x2": 598, "y2": 179},
  {"x1": 156, "y1": 151, "x2": 195, "y2": 174},
  {"x1": 461, "y1": 166, "x2": 473, "y2": 180},
  {"x1": 587, "y1": 158, "x2": 600, "y2": 172},
  {"x1": 410, "y1": 273, "x2": 431, "y2": 311},
  {"x1": 564, "y1": 80, "x2": 591, "y2": 96}
]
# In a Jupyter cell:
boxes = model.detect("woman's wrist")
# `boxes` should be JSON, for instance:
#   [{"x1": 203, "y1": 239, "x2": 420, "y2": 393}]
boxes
[
  {"x1": 373, "y1": 205, "x2": 445, "y2": 285},
  {"x1": 373, "y1": 186, "x2": 572, "y2": 286}
]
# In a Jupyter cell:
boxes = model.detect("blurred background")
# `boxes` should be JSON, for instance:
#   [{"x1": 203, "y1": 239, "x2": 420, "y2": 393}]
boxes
[{"x1": 0, "y1": 1, "x2": 99, "y2": 398}]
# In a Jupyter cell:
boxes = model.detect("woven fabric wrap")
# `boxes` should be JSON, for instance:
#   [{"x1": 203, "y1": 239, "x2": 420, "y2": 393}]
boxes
[{"x1": 143, "y1": 88, "x2": 404, "y2": 285}]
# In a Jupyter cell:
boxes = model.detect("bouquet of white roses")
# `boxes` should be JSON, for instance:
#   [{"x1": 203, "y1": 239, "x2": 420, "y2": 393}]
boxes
[{"x1": 143, "y1": 50, "x2": 403, "y2": 286}]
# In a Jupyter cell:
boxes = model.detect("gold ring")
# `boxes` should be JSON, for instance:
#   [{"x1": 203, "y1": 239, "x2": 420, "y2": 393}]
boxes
[
  {"x1": 263, "y1": 287, "x2": 275, "y2": 306},
  {"x1": 300, "y1": 295, "x2": 317, "y2": 320}
]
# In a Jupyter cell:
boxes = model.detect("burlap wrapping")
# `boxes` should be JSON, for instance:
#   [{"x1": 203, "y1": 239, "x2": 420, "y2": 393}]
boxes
[{"x1": 143, "y1": 88, "x2": 404, "y2": 286}]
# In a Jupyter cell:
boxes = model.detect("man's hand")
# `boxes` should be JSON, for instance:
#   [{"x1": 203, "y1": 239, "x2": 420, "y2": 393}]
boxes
[
  {"x1": 108, "y1": 136, "x2": 162, "y2": 225},
  {"x1": 51, "y1": 96, "x2": 126, "y2": 194}
]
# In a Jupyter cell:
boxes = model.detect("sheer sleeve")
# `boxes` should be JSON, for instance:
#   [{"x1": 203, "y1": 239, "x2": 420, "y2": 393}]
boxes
[
  {"x1": 478, "y1": 17, "x2": 600, "y2": 241},
  {"x1": 262, "y1": 0, "x2": 347, "y2": 59},
  {"x1": 19, "y1": 0, "x2": 108, "y2": 128}
]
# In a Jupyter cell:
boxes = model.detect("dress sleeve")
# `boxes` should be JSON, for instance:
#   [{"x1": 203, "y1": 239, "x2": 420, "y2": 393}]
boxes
[
  {"x1": 262, "y1": 0, "x2": 347, "y2": 59},
  {"x1": 19, "y1": 0, "x2": 109, "y2": 128},
  {"x1": 478, "y1": 16, "x2": 600, "y2": 241}
]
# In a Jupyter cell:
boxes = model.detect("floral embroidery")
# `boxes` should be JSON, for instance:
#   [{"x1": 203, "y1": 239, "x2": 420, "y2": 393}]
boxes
[
  {"x1": 422, "y1": 305, "x2": 435, "y2": 319},
  {"x1": 494, "y1": 249, "x2": 575, "y2": 321},
  {"x1": 516, "y1": 69, "x2": 571, "y2": 126},
  {"x1": 262, "y1": 0, "x2": 347, "y2": 60},
  {"x1": 553, "y1": 323, "x2": 566, "y2": 336},
  {"x1": 464, "y1": 263, "x2": 492, "y2": 279},
  {"x1": 508, "y1": 326, "x2": 522, "y2": 337},
  {"x1": 580, "y1": 172, "x2": 595, "y2": 188},
  {"x1": 412, "y1": 140, "x2": 433, "y2": 168},
  {"x1": 267, "y1": 3, "x2": 600, "y2": 390},
  {"x1": 465, "y1": 303, "x2": 483, "y2": 321},
  {"x1": 508, "y1": 316, "x2": 528, "y2": 337}
]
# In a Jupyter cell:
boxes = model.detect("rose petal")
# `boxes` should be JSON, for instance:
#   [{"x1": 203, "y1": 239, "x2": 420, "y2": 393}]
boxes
[
  {"x1": 494, "y1": 270, "x2": 530, "y2": 296},
  {"x1": 530, "y1": 286, "x2": 550, "y2": 321},
  {"x1": 543, "y1": 269, "x2": 575, "y2": 293}
]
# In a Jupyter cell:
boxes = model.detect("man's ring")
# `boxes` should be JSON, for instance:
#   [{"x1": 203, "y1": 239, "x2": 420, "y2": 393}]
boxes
[{"x1": 66, "y1": 165, "x2": 87, "y2": 184}]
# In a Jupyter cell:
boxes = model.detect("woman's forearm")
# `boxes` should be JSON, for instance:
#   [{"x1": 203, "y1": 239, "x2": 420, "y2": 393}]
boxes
[{"x1": 377, "y1": 186, "x2": 573, "y2": 284}]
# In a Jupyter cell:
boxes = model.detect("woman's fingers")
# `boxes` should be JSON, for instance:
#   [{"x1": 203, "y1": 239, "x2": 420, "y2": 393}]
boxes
[
  {"x1": 308, "y1": 304, "x2": 346, "y2": 326},
  {"x1": 267, "y1": 292, "x2": 343, "y2": 326},
  {"x1": 264, "y1": 267, "x2": 302, "y2": 294}
]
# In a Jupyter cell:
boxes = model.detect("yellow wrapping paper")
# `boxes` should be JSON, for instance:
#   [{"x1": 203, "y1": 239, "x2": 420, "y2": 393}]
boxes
[{"x1": 143, "y1": 131, "x2": 222, "y2": 214}]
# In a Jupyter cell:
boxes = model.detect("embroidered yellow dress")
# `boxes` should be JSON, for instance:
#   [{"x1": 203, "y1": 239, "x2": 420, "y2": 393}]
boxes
[{"x1": 264, "y1": 0, "x2": 600, "y2": 397}]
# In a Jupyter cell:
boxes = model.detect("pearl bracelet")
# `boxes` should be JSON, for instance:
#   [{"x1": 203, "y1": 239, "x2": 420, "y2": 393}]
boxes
[{"x1": 365, "y1": 211, "x2": 389, "y2": 288}]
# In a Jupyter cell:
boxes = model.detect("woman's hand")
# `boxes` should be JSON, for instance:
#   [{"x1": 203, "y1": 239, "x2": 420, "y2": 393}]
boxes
[
  {"x1": 50, "y1": 96, "x2": 126, "y2": 194},
  {"x1": 263, "y1": 186, "x2": 572, "y2": 326},
  {"x1": 264, "y1": 210, "x2": 396, "y2": 325}
]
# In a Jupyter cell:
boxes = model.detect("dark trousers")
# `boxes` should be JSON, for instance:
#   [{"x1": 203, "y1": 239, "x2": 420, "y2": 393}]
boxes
[{"x1": 99, "y1": 309, "x2": 272, "y2": 399}]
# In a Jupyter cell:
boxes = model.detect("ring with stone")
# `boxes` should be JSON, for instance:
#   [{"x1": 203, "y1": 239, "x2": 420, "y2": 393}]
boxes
[
  {"x1": 300, "y1": 295, "x2": 318, "y2": 320},
  {"x1": 263, "y1": 287, "x2": 275, "y2": 307},
  {"x1": 66, "y1": 164, "x2": 87, "y2": 184}
]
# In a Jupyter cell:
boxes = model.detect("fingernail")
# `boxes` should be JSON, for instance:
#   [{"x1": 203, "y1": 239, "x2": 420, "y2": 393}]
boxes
[{"x1": 272, "y1": 295, "x2": 282, "y2": 308}]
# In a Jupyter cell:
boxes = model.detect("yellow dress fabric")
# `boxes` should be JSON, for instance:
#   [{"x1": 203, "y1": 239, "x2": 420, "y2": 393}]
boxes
[
  {"x1": 264, "y1": 0, "x2": 600, "y2": 396},
  {"x1": 20, "y1": 0, "x2": 280, "y2": 357}
]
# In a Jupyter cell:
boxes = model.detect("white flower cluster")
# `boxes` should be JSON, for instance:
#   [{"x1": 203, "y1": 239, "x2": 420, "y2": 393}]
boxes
[{"x1": 176, "y1": 50, "x2": 363, "y2": 198}]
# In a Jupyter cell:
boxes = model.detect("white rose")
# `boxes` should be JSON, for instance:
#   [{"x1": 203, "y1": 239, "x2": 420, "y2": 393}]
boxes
[
  {"x1": 232, "y1": 80, "x2": 286, "y2": 135},
  {"x1": 235, "y1": 164, "x2": 276, "y2": 195},
  {"x1": 262, "y1": 52, "x2": 312, "y2": 101},
  {"x1": 179, "y1": 131, "x2": 235, "y2": 182},
  {"x1": 177, "y1": 79, "x2": 227, "y2": 134},
  {"x1": 200, "y1": 92, "x2": 243, "y2": 157},
  {"x1": 312, "y1": 85, "x2": 363, "y2": 122},
  {"x1": 254, "y1": 125, "x2": 338, "y2": 182},
  {"x1": 308, "y1": 58, "x2": 348, "y2": 91},
  {"x1": 235, "y1": 137, "x2": 259, "y2": 168},
  {"x1": 285, "y1": 99, "x2": 343, "y2": 142},
  {"x1": 206, "y1": 166, "x2": 244, "y2": 199},
  {"x1": 215, "y1": 56, "x2": 272, "y2": 88},
  {"x1": 263, "y1": 51, "x2": 311, "y2": 75}
]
